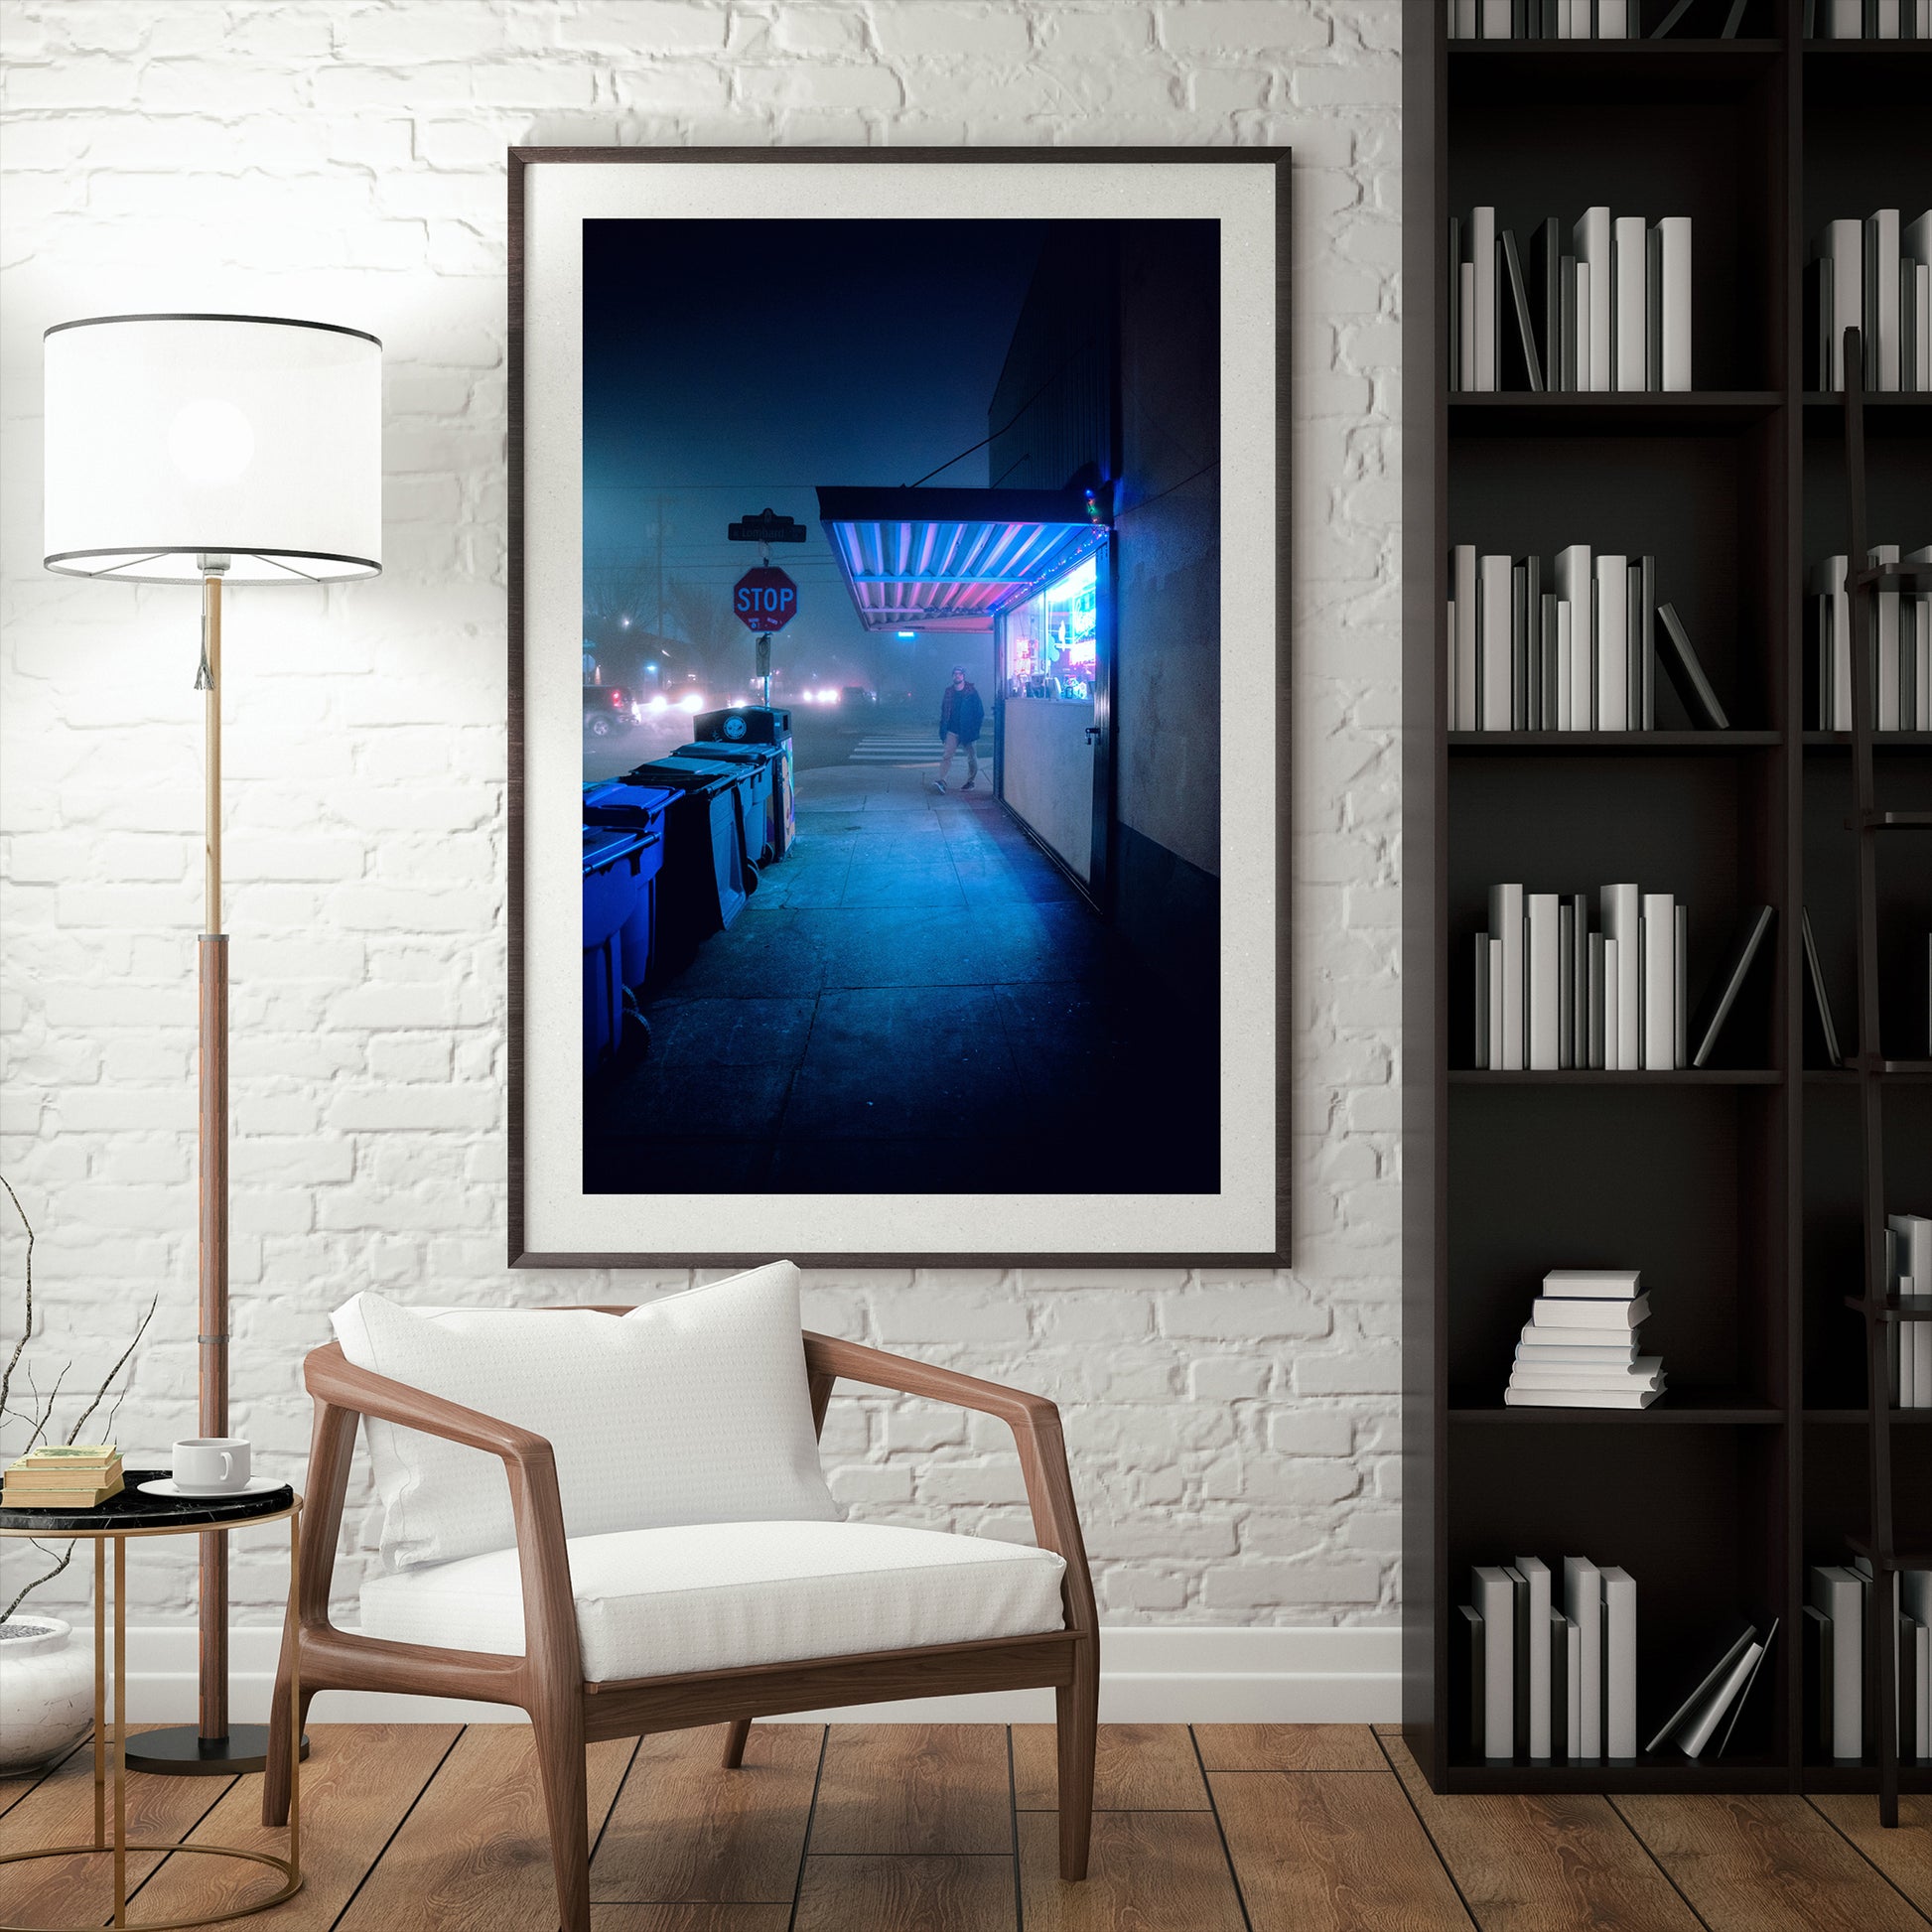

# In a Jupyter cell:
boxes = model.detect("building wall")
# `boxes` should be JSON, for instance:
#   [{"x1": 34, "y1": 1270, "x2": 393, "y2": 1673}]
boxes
[{"x1": 0, "y1": 0, "x2": 1403, "y2": 1638}]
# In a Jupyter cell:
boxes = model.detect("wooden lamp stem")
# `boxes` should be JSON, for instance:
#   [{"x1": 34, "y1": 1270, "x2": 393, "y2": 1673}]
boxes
[{"x1": 199, "y1": 567, "x2": 229, "y2": 1743}]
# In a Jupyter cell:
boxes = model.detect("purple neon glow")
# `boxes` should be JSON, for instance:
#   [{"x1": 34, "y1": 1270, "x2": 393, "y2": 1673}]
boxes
[{"x1": 823, "y1": 515, "x2": 1108, "y2": 632}]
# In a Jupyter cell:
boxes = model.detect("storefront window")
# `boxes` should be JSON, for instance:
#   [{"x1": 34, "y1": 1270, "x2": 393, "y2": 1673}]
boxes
[{"x1": 1004, "y1": 553, "x2": 1098, "y2": 702}]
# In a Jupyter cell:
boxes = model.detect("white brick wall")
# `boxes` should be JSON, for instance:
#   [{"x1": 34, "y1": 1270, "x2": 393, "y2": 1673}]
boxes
[{"x1": 0, "y1": 0, "x2": 1401, "y2": 1633}]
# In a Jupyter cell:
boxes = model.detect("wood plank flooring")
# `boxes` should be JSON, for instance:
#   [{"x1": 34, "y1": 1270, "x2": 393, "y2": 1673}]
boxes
[{"x1": 0, "y1": 1724, "x2": 1924, "y2": 1931}]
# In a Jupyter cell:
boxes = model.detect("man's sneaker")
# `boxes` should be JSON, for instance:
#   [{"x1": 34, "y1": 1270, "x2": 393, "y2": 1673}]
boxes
[
  {"x1": 928, "y1": 778, "x2": 947, "y2": 793},
  {"x1": 961, "y1": 777, "x2": 977, "y2": 791}
]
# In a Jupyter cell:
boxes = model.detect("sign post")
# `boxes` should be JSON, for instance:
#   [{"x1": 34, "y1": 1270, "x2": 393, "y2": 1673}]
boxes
[{"x1": 728, "y1": 510, "x2": 805, "y2": 705}]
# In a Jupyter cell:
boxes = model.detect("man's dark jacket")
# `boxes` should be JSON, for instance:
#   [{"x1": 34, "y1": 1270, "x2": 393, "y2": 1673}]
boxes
[{"x1": 939, "y1": 682, "x2": 985, "y2": 743}]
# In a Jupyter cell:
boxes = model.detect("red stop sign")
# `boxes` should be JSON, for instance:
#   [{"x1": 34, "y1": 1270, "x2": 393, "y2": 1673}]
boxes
[{"x1": 733, "y1": 566, "x2": 798, "y2": 632}]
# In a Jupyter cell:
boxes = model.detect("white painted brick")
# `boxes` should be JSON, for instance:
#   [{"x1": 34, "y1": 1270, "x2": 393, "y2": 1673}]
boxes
[{"x1": 0, "y1": 0, "x2": 1402, "y2": 1638}]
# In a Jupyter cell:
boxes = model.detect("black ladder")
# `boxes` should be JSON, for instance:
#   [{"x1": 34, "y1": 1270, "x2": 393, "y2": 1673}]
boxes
[{"x1": 1840, "y1": 325, "x2": 1932, "y2": 1830}]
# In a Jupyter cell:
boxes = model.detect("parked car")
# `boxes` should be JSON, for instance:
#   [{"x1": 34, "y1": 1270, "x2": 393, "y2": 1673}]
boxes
[
  {"x1": 584, "y1": 684, "x2": 635, "y2": 737},
  {"x1": 841, "y1": 684, "x2": 876, "y2": 706}
]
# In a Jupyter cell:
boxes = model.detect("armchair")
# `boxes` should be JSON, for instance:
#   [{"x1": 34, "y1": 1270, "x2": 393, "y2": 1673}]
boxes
[{"x1": 263, "y1": 1316, "x2": 1097, "y2": 1932}]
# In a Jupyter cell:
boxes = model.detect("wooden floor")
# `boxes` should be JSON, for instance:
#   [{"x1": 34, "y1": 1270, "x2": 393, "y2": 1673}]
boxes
[{"x1": 2, "y1": 1723, "x2": 1927, "y2": 1931}]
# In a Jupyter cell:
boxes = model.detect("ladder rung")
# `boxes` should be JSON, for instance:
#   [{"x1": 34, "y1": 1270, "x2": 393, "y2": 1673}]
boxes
[
  {"x1": 1848, "y1": 1535, "x2": 1932, "y2": 1570},
  {"x1": 1850, "y1": 565, "x2": 1932, "y2": 594},
  {"x1": 1846, "y1": 1295, "x2": 1932, "y2": 1320}
]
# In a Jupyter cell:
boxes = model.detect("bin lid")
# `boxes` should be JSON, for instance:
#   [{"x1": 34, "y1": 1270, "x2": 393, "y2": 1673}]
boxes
[
  {"x1": 583, "y1": 825, "x2": 652, "y2": 873},
  {"x1": 668, "y1": 742, "x2": 774, "y2": 766},
  {"x1": 584, "y1": 779, "x2": 679, "y2": 825},
  {"x1": 625, "y1": 757, "x2": 748, "y2": 792}
]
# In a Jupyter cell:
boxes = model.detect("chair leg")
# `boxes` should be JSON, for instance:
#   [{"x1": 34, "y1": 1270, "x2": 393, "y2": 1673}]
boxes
[
  {"x1": 529, "y1": 1698, "x2": 591, "y2": 1932},
  {"x1": 261, "y1": 1640, "x2": 313, "y2": 1827},
  {"x1": 1055, "y1": 1639, "x2": 1098, "y2": 1882},
  {"x1": 721, "y1": 1718, "x2": 753, "y2": 1768}
]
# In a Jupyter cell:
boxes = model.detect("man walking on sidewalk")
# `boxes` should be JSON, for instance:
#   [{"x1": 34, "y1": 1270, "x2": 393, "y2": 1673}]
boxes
[{"x1": 930, "y1": 665, "x2": 984, "y2": 794}]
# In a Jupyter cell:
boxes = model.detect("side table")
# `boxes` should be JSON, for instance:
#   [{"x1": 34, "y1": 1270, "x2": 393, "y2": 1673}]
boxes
[{"x1": 0, "y1": 1474, "x2": 302, "y2": 1931}]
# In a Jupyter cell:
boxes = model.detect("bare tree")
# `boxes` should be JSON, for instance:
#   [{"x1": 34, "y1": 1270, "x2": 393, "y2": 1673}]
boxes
[
  {"x1": 582, "y1": 556, "x2": 658, "y2": 631},
  {"x1": 664, "y1": 576, "x2": 750, "y2": 685}
]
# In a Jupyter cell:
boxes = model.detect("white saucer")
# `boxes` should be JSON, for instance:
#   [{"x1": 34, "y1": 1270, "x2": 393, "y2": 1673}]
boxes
[{"x1": 137, "y1": 1475, "x2": 283, "y2": 1500}]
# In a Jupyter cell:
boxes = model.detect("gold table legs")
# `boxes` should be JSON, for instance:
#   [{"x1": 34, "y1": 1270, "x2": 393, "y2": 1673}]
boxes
[{"x1": 0, "y1": 1508, "x2": 302, "y2": 1932}]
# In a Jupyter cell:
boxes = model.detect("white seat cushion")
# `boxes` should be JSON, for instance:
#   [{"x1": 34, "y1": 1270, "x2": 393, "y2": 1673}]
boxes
[
  {"x1": 358, "y1": 1520, "x2": 1068, "y2": 1683},
  {"x1": 331, "y1": 1263, "x2": 838, "y2": 1572}
]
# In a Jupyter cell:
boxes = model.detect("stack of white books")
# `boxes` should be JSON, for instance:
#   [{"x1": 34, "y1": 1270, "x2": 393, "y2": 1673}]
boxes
[
  {"x1": 1810, "y1": 541, "x2": 1931, "y2": 732},
  {"x1": 1888, "y1": 1212, "x2": 1931, "y2": 1408},
  {"x1": 1505, "y1": 1269, "x2": 1663, "y2": 1410}
]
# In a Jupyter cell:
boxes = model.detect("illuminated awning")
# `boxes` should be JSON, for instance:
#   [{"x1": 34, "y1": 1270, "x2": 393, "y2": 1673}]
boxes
[{"x1": 816, "y1": 485, "x2": 1110, "y2": 633}]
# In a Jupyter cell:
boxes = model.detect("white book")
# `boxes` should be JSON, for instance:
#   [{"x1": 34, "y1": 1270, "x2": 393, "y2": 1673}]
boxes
[
  {"x1": 1812, "y1": 1565, "x2": 1863, "y2": 1759},
  {"x1": 1448, "y1": 599, "x2": 1457, "y2": 723},
  {"x1": 1642, "y1": 893, "x2": 1676, "y2": 1071},
  {"x1": 1453, "y1": 545, "x2": 1478, "y2": 730},
  {"x1": 1480, "y1": 553, "x2": 1514, "y2": 730},
  {"x1": 1872, "y1": 543, "x2": 1901, "y2": 729},
  {"x1": 1472, "y1": 207, "x2": 1497, "y2": 392},
  {"x1": 1510, "y1": 1361, "x2": 1664, "y2": 1389},
  {"x1": 1575, "y1": 208, "x2": 1611, "y2": 394},
  {"x1": 1602, "y1": 937, "x2": 1620, "y2": 1070},
  {"x1": 1601, "y1": 885, "x2": 1642, "y2": 1069},
  {"x1": 1675, "y1": 901, "x2": 1688, "y2": 1070},
  {"x1": 1490, "y1": 884, "x2": 1526, "y2": 1070},
  {"x1": 1821, "y1": 219, "x2": 1863, "y2": 388},
  {"x1": 1827, "y1": 0, "x2": 1862, "y2": 34},
  {"x1": 1911, "y1": 546, "x2": 1932, "y2": 731},
  {"x1": 1562, "y1": 1616, "x2": 1584, "y2": 1759},
  {"x1": 1613, "y1": 215, "x2": 1647, "y2": 392},
  {"x1": 1507, "y1": 1386, "x2": 1661, "y2": 1409},
  {"x1": 1680, "y1": 1640, "x2": 1764, "y2": 1759},
  {"x1": 1528, "y1": 894, "x2": 1561, "y2": 1070},
  {"x1": 1518, "y1": 1338, "x2": 1642, "y2": 1364},
  {"x1": 1867, "y1": 210, "x2": 1901, "y2": 391},
  {"x1": 1905, "y1": 1571, "x2": 1932, "y2": 1755},
  {"x1": 1565, "y1": 1557, "x2": 1602, "y2": 1760},
  {"x1": 1555, "y1": 600, "x2": 1575, "y2": 730},
  {"x1": 1488, "y1": 937, "x2": 1505, "y2": 1069},
  {"x1": 1474, "y1": 1565, "x2": 1515, "y2": 1759},
  {"x1": 1917, "y1": 262, "x2": 1932, "y2": 399},
  {"x1": 1555, "y1": 546, "x2": 1594, "y2": 728},
  {"x1": 1531, "y1": 1292, "x2": 1653, "y2": 1330},
  {"x1": 1595, "y1": 557, "x2": 1629, "y2": 730},
  {"x1": 1482, "y1": 0, "x2": 1510, "y2": 35},
  {"x1": 1520, "y1": 1557, "x2": 1553, "y2": 1760},
  {"x1": 1818, "y1": 554, "x2": 1851, "y2": 729},
  {"x1": 1460, "y1": 262, "x2": 1477, "y2": 392},
  {"x1": 1602, "y1": 1568, "x2": 1638, "y2": 1759},
  {"x1": 1598, "y1": 0, "x2": 1629, "y2": 33},
  {"x1": 1875, "y1": 0, "x2": 1900, "y2": 31},
  {"x1": 1655, "y1": 216, "x2": 1692, "y2": 392},
  {"x1": 1543, "y1": 1269, "x2": 1643, "y2": 1298}
]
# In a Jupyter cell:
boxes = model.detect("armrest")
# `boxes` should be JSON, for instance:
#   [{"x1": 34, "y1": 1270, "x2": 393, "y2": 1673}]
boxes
[
  {"x1": 801, "y1": 1332, "x2": 1097, "y2": 1640},
  {"x1": 299, "y1": 1341, "x2": 582, "y2": 1687}
]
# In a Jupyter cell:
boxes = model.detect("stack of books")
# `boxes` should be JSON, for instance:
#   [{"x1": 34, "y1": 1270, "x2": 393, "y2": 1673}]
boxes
[
  {"x1": 1447, "y1": 3, "x2": 1643, "y2": 43},
  {"x1": 1506, "y1": 1269, "x2": 1664, "y2": 1409},
  {"x1": 1810, "y1": 1559, "x2": 1932, "y2": 1763},
  {"x1": 1808, "y1": 209, "x2": 1932, "y2": 390},
  {"x1": 1809, "y1": 543, "x2": 1932, "y2": 731},
  {"x1": 1808, "y1": 1, "x2": 1932, "y2": 37},
  {"x1": 2, "y1": 1444, "x2": 124, "y2": 1510},
  {"x1": 1448, "y1": 544, "x2": 1729, "y2": 732},
  {"x1": 1889, "y1": 1212, "x2": 1931, "y2": 1408},
  {"x1": 1449, "y1": 207, "x2": 1691, "y2": 393},
  {"x1": 1464, "y1": 1555, "x2": 1639, "y2": 1762}
]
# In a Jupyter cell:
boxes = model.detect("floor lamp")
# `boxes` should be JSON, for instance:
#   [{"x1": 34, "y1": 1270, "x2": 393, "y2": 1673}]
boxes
[{"x1": 42, "y1": 313, "x2": 382, "y2": 1772}]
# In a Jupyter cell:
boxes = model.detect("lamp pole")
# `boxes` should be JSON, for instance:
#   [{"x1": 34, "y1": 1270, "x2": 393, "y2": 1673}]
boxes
[{"x1": 198, "y1": 559, "x2": 230, "y2": 1745}]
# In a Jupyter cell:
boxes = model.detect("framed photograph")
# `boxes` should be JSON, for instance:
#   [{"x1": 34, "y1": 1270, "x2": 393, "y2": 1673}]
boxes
[{"x1": 510, "y1": 148, "x2": 1289, "y2": 1268}]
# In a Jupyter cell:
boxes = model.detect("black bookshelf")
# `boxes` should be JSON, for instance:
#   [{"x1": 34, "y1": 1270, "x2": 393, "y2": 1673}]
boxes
[{"x1": 1402, "y1": 0, "x2": 1932, "y2": 1797}]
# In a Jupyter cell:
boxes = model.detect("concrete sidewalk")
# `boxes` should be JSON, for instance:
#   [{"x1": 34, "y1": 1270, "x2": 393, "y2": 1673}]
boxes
[{"x1": 584, "y1": 761, "x2": 1219, "y2": 1195}]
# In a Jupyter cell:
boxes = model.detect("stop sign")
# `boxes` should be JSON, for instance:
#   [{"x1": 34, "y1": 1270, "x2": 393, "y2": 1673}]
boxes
[{"x1": 733, "y1": 566, "x2": 798, "y2": 632}]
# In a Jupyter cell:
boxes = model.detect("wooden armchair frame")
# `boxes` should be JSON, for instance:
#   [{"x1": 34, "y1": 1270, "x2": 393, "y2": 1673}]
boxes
[{"x1": 262, "y1": 1320, "x2": 1098, "y2": 1932}]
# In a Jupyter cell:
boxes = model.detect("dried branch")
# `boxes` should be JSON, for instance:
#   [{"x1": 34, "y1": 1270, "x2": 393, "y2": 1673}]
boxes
[
  {"x1": 3, "y1": 1540, "x2": 75, "y2": 1625},
  {"x1": 64, "y1": 1296, "x2": 156, "y2": 1446},
  {"x1": 0, "y1": 1175, "x2": 35, "y2": 1432}
]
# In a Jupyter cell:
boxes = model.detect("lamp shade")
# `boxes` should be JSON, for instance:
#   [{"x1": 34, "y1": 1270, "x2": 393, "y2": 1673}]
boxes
[{"x1": 43, "y1": 313, "x2": 381, "y2": 585}]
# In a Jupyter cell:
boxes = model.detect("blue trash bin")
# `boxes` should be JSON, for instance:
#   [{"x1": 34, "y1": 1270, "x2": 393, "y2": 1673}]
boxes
[
  {"x1": 582, "y1": 825, "x2": 653, "y2": 1080},
  {"x1": 665, "y1": 742, "x2": 779, "y2": 865},
  {"x1": 620, "y1": 758, "x2": 755, "y2": 965},
  {"x1": 695, "y1": 706, "x2": 793, "y2": 858},
  {"x1": 581, "y1": 781, "x2": 674, "y2": 990}
]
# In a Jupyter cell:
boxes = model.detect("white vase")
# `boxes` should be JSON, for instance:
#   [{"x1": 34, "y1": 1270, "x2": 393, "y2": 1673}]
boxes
[{"x1": 0, "y1": 1616, "x2": 92, "y2": 1774}]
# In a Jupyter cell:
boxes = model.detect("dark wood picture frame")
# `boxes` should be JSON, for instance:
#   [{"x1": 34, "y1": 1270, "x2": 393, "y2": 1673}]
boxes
[{"x1": 507, "y1": 146, "x2": 1292, "y2": 1271}]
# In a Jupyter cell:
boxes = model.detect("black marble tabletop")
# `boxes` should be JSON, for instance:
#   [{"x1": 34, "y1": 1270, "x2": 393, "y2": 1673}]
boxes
[{"x1": 0, "y1": 1470, "x2": 296, "y2": 1535}]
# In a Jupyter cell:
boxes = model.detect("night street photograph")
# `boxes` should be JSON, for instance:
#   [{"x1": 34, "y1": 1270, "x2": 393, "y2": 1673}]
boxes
[{"x1": 580, "y1": 214, "x2": 1224, "y2": 1196}]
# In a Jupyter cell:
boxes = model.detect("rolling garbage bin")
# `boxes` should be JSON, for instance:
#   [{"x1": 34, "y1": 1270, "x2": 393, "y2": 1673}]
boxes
[
  {"x1": 619, "y1": 757, "x2": 756, "y2": 967},
  {"x1": 696, "y1": 706, "x2": 793, "y2": 859},
  {"x1": 665, "y1": 741, "x2": 779, "y2": 865},
  {"x1": 581, "y1": 781, "x2": 674, "y2": 992},
  {"x1": 582, "y1": 825, "x2": 654, "y2": 1081}
]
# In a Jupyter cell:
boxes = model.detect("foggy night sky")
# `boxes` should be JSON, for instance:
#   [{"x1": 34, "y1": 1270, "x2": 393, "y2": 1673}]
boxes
[{"x1": 583, "y1": 217, "x2": 1045, "y2": 690}]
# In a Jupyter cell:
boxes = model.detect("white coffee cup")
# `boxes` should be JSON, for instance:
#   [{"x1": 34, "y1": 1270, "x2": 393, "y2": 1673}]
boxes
[{"x1": 173, "y1": 1438, "x2": 250, "y2": 1493}]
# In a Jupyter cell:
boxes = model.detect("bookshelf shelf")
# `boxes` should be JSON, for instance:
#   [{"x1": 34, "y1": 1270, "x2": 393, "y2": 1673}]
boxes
[
  {"x1": 1450, "y1": 731, "x2": 1782, "y2": 754},
  {"x1": 1405, "y1": 0, "x2": 1928, "y2": 1807}
]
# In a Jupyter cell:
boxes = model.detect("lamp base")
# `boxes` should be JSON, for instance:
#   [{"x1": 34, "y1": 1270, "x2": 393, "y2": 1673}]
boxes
[{"x1": 121, "y1": 1725, "x2": 308, "y2": 1777}]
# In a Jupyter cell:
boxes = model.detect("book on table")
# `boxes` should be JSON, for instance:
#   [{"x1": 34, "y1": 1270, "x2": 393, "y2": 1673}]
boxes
[{"x1": 2, "y1": 1443, "x2": 124, "y2": 1510}]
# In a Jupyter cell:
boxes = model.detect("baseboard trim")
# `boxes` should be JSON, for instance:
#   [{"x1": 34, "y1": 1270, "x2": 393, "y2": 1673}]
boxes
[{"x1": 117, "y1": 1624, "x2": 1400, "y2": 1725}]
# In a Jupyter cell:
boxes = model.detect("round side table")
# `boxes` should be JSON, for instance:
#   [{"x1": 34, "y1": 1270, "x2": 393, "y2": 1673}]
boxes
[{"x1": 0, "y1": 1474, "x2": 303, "y2": 1932}]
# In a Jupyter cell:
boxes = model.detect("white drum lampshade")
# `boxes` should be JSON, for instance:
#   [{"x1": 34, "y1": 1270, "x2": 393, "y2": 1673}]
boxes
[{"x1": 43, "y1": 313, "x2": 382, "y2": 584}]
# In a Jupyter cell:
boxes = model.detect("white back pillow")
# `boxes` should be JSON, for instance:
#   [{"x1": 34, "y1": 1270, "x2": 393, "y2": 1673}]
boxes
[{"x1": 331, "y1": 1261, "x2": 839, "y2": 1572}]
